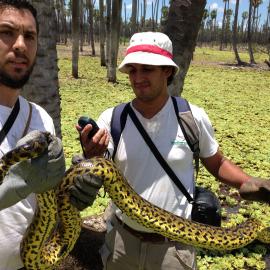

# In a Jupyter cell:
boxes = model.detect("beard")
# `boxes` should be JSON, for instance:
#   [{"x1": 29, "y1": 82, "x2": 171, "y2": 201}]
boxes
[{"x1": 0, "y1": 65, "x2": 34, "y2": 89}]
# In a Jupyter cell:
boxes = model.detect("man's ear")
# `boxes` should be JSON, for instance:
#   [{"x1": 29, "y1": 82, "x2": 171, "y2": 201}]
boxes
[{"x1": 163, "y1": 66, "x2": 174, "y2": 79}]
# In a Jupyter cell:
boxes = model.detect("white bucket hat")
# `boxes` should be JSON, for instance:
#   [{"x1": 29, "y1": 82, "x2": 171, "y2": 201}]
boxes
[{"x1": 118, "y1": 32, "x2": 179, "y2": 75}]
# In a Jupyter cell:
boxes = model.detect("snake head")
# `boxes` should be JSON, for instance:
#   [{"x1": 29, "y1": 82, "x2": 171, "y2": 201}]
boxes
[
  {"x1": 15, "y1": 130, "x2": 50, "y2": 159},
  {"x1": 0, "y1": 131, "x2": 50, "y2": 172}
]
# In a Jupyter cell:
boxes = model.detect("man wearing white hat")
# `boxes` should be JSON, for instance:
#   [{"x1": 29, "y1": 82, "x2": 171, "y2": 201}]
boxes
[{"x1": 73, "y1": 32, "x2": 270, "y2": 269}]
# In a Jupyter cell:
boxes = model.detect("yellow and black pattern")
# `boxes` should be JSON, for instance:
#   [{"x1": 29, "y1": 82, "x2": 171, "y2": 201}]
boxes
[
  {"x1": 0, "y1": 132, "x2": 81, "y2": 270},
  {"x1": 1, "y1": 133, "x2": 270, "y2": 270},
  {"x1": 82, "y1": 157, "x2": 270, "y2": 251}
]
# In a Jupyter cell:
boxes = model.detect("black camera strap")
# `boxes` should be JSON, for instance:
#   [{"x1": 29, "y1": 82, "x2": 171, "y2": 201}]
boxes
[
  {"x1": 0, "y1": 99, "x2": 20, "y2": 145},
  {"x1": 127, "y1": 104, "x2": 194, "y2": 203}
]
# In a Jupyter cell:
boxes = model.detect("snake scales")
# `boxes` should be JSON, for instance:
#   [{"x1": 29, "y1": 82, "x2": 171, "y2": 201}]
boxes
[{"x1": 0, "y1": 132, "x2": 270, "y2": 269}]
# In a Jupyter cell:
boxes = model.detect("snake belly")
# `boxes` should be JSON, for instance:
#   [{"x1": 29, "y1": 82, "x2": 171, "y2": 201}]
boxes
[
  {"x1": 0, "y1": 132, "x2": 81, "y2": 270},
  {"x1": 82, "y1": 157, "x2": 269, "y2": 251}
]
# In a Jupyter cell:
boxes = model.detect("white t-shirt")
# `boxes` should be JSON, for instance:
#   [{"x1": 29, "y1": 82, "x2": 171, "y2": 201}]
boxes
[
  {"x1": 98, "y1": 97, "x2": 219, "y2": 232},
  {"x1": 0, "y1": 95, "x2": 55, "y2": 270}
]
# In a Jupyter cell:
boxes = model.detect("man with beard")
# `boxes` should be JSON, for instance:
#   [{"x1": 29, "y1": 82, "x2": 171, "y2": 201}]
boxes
[{"x1": 0, "y1": 1, "x2": 66, "y2": 269}]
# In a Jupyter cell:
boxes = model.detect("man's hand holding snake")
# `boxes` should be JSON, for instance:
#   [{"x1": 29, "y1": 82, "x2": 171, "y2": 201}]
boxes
[
  {"x1": 0, "y1": 130, "x2": 65, "y2": 210},
  {"x1": 239, "y1": 177, "x2": 270, "y2": 204},
  {"x1": 69, "y1": 154, "x2": 103, "y2": 211}
]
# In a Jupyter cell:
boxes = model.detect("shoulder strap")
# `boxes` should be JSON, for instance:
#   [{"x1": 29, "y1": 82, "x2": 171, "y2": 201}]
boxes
[
  {"x1": 0, "y1": 99, "x2": 20, "y2": 146},
  {"x1": 171, "y1": 96, "x2": 200, "y2": 177},
  {"x1": 111, "y1": 102, "x2": 129, "y2": 160},
  {"x1": 127, "y1": 104, "x2": 194, "y2": 203},
  {"x1": 21, "y1": 102, "x2": 33, "y2": 138}
]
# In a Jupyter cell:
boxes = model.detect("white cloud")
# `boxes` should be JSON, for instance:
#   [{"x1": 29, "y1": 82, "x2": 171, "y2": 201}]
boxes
[{"x1": 210, "y1": 3, "x2": 218, "y2": 10}]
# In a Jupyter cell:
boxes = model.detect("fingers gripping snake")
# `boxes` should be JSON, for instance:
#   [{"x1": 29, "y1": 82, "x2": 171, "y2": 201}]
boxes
[{"x1": 0, "y1": 133, "x2": 270, "y2": 269}]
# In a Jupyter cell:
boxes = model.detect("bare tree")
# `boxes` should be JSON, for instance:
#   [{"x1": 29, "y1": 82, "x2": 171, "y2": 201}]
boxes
[{"x1": 164, "y1": 0, "x2": 207, "y2": 96}]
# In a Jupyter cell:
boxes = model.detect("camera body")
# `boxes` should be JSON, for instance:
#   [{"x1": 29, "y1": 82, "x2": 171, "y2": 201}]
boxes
[{"x1": 191, "y1": 186, "x2": 221, "y2": 227}]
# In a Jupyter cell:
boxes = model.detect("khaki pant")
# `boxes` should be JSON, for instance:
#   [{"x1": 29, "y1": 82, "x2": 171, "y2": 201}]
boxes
[{"x1": 100, "y1": 216, "x2": 197, "y2": 270}]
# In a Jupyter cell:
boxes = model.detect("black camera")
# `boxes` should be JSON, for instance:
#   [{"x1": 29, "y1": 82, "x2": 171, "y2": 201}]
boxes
[
  {"x1": 78, "y1": 116, "x2": 100, "y2": 139},
  {"x1": 191, "y1": 186, "x2": 221, "y2": 227}
]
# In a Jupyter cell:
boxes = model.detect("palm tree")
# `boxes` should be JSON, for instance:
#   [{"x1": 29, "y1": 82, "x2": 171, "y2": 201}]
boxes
[
  {"x1": 210, "y1": 9, "x2": 217, "y2": 45},
  {"x1": 164, "y1": 0, "x2": 207, "y2": 96},
  {"x1": 87, "y1": 0, "x2": 95, "y2": 56},
  {"x1": 199, "y1": 9, "x2": 209, "y2": 44},
  {"x1": 224, "y1": 8, "x2": 233, "y2": 48},
  {"x1": 141, "y1": 0, "x2": 147, "y2": 30},
  {"x1": 247, "y1": 0, "x2": 256, "y2": 64},
  {"x1": 240, "y1": 11, "x2": 249, "y2": 41},
  {"x1": 232, "y1": 0, "x2": 245, "y2": 65},
  {"x1": 105, "y1": 0, "x2": 111, "y2": 66},
  {"x1": 99, "y1": 0, "x2": 106, "y2": 66},
  {"x1": 107, "y1": 0, "x2": 122, "y2": 82},
  {"x1": 220, "y1": 0, "x2": 229, "y2": 50},
  {"x1": 130, "y1": 0, "x2": 137, "y2": 35},
  {"x1": 23, "y1": 0, "x2": 62, "y2": 137},
  {"x1": 72, "y1": 0, "x2": 80, "y2": 78}
]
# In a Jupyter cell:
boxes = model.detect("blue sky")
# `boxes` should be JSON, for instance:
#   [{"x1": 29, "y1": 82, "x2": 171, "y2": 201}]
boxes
[{"x1": 120, "y1": 0, "x2": 269, "y2": 26}]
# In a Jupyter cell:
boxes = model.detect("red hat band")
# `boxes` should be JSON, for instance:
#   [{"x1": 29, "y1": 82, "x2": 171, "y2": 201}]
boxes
[{"x1": 126, "y1": 45, "x2": 173, "y2": 59}]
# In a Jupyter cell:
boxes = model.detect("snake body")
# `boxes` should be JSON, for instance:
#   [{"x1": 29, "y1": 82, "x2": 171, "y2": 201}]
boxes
[
  {"x1": 1, "y1": 133, "x2": 270, "y2": 269},
  {"x1": 82, "y1": 157, "x2": 270, "y2": 251}
]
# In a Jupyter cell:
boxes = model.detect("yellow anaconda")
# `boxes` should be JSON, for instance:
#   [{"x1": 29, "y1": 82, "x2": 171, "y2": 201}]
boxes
[
  {"x1": 0, "y1": 132, "x2": 81, "y2": 270},
  {"x1": 83, "y1": 157, "x2": 270, "y2": 251},
  {"x1": 1, "y1": 133, "x2": 270, "y2": 270}
]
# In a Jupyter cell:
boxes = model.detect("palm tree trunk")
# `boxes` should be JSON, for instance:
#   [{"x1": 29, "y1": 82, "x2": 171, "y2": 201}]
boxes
[
  {"x1": 164, "y1": 0, "x2": 207, "y2": 96},
  {"x1": 105, "y1": 0, "x2": 111, "y2": 66},
  {"x1": 60, "y1": 0, "x2": 67, "y2": 44},
  {"x1": 72, "y1": 0, "x2": 80, "y2": 78},
  {"x1": 99, "y1": 0, "x2": 106, "y2": 66},
  {"x1": 247, "y1": 0, "x2": 256, "y2": 64},
  {"x1": 220, "y1": 1, "x2": 227, "y2": 51},
  {"x1": 232, "y1": 0, "x2": 244, "y2": 65},
  {"x1": 141, "y1": 0, "x2": 147, "y2": 30},
  {"x1": 131, "y1": 0, "x2": 137, "y2": 35},
  {"x1": 88, "y1": 0, "x2": 96, "y2": 56},
  {"x1": 107, "y1": 0, "x2": 122, "y2": 82},
  {"x1": 79, "y1": 0, "x2": 84, "y2": 52},
  {"x1": 22, "y1": 0, "x2": 62, "y2": 137}
]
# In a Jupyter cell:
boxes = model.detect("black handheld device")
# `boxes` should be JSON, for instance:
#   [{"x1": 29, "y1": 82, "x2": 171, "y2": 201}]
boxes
[{"x1": 78, "y1": 116, "x2": 100, "y2": 139}]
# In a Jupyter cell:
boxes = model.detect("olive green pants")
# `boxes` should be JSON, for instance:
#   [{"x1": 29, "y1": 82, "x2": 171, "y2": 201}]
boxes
[{"x1": 100, "y1": 217, "x2": 197, "y2": 270}]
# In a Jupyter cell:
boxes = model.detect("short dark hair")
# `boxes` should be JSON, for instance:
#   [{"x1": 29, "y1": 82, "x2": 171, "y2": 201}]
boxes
[{"x1": 0, "y1": 0, "x2": 38, "y2": 33}]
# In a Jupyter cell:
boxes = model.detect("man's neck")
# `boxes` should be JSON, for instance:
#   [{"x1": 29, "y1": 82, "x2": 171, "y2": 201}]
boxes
[
  {"x1": 0, "y1": 86, "x2": 20, "y2": 107},
  {"x1": 133, "y1": 95, "x2": 169, "y2": 119}
]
